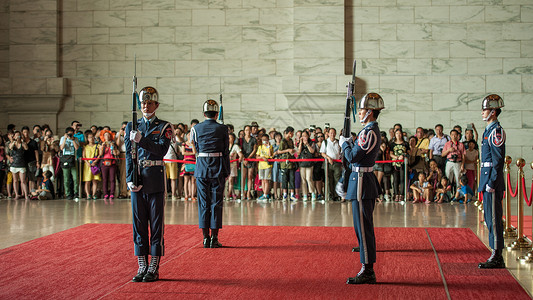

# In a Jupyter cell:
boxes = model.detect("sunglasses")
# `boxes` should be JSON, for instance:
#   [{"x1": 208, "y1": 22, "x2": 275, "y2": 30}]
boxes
[{"x1": 317, "y1": 135, "x2": 324, "y2": 138}]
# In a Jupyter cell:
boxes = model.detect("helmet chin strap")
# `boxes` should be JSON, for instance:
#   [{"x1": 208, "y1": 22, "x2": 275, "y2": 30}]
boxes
[
  {"x1": 482, "y1": 109, "x2": 494, "y2": 121},
  {"x1": 143, "y1": 111, "x2": 154, "y2": 118},
  {"x1": 360, "y1": 110, "x2": 372, "y2": 124}
]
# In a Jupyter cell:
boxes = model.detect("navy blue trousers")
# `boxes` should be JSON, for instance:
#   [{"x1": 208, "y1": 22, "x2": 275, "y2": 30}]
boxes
[
  {"x1": 131, "y1": 191, "x2": 165, "y2": 256},
  {"x1": 197, "y1": 177, "x2": 225, "y2": 229},
  {"x1": 483, "y1": 190, "x2": 504, "y2": 250},
  {"x1": 352, "y1": 198, "x2": 376, "y2": 264}
]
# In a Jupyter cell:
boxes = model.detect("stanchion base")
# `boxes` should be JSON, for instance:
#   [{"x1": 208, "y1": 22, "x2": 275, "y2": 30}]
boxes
[
  {"x1": 474, "y1": 200, "x2": 481, "y2": 207},
  {"x1": 478, "y1": 205, "x2": 483, "y2": 212},
  {"x1": 518, "y1": 251, "x2": 533, "y2": 262},
  {"x1": 509, "y1": 238, "x2": 531, "y2": 250},
  {"x1": 503, "y1": 228, "x2": 518, "y2": 238}
]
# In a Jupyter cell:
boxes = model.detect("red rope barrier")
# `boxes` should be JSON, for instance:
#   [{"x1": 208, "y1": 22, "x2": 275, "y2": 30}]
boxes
[
  {"x1": 478, "y1": 191, "x2": 483, "y2": 203},
  {"x1": 507, "y1": 173, "x2": 519, "y2": 198},
  {"x1": 81, "y1": 157, "x2": 405, "y2": 164},
  {"x1": 521, "y1": 177, "x2": 533, "y2": 207}
]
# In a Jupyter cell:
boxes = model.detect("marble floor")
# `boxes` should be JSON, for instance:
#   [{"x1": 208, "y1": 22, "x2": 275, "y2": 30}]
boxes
[{"x1": 1, "y1": 197, "x2": 533, "y2": 296}]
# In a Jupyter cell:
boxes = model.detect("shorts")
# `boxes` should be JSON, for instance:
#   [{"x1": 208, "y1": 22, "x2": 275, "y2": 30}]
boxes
[
  {"x1": 10, "y1": 167, "x2": 26, "y2": 174},
  {"x1": 7, "y1": 171, "x2": 13, "y2": 184},
  {"x1": 374, "y1": 163, "x2": 384, "y2": 172},
  {"x1": 312, "y1": 163, "x2": 324, "y2": 181},
  {"x1": 244, "y1": 161, "x2": 256, "y2": 169},
  {"x1": 165, "y1": 162, "x2": 178, "y2": 180},
  {"x1": 230, "y1": 163, "x2": 238, "y2": 177},
  {"x1": 27, "y1": 161, "x2": 38, "y2": 181},
  {"x1": 259, "y1": 168, "x2": 272, "y2": 180}
]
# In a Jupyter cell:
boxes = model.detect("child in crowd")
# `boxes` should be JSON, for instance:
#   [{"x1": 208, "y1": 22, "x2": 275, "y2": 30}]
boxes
[
  {"x1": 180, "y1": 131, "x2": 197, "y2": 201},
  {"x1": 31, "y1": 170, "x2": 55, "y2": 200},
  {"x1": 427, "y1": 159, "x2": 442, "y2": 190},
  {"x1": 410, "y1": 172, "x2": 433, "y2": 204},
  {"x1": 453, "y1": 176, "x2": 475, "y2": 204},
  {"x1": 256, "y1": 134, "x2": 273, "y2": 200},
  {"x1": 83, "y1": 132, "x2": 101, "y2": 200},
  {"x1": 435, "y1": 176, "x2": 452, "y2": 204},
  {"x1": 226, "y1": 133, "x2": 243, "y2": 200}
]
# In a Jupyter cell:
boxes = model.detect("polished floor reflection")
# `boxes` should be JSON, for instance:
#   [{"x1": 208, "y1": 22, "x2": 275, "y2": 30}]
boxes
[{"x1": 1, "y1": 198, "x2": 532, "y2": 295}]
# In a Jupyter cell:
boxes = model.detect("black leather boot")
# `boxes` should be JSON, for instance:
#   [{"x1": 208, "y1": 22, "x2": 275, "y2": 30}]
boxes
[
  {"x1": 478, "y1": 249, "x2": 505, "y2": 269},
  {"x1": 210, "y1": 235, "x2": 223, "y2": 248},
  {"x1": 143, "y1": 256, "x2": 160, "y2": 282},
  {"x1": 132, "y1": 255, "x2": 148, "y2": 282},
  {"x1": 352, "y1": 246, "x2": 360, "y2": 252},
  {"x1": 347, "y1": 264, "x2": 376, "y2": 284}
]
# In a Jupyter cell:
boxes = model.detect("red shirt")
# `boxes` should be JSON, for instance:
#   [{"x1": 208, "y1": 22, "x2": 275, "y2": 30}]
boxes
[{"x1": 442, "y1": 140, "x2": 465, "y2": 162}]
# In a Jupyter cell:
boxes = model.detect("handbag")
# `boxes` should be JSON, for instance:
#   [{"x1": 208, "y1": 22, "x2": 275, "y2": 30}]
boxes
[
  {"x1": 60, "y1": 154, "x2": 75, "y2": 168},
  {"x1": 184, "y1": 162, "x2": 195, "y2": 172},
  {"x1": 90, "y1": 147, "x2": 101, "y2": 175}
]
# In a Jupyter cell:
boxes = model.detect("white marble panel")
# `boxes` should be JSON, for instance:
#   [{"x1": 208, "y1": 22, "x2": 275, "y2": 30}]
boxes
[
  {"x1": 159, "y1": 10, "x2": 192, "y2": 26},
  {"x1": 242, "y1": 59, "x2": 277, "y2": 76},
  {"x1": 12, "y1": 78, "x2": 47, "y2": 94},
  {"x1": 110, "y1": 0, "x2": 142, "y2": 9},
  {"x1": 500, "y1": 92, "x2": 531, "y2": 110},
  {"x1": 9, "y1": 45, "x2": 56, "y2": 61},
  {"x1": 396, "y1": 93, "x2": 432, "y2": 111},
  {"x1": 90, "y1": 112, "x2": 126, "y2": 130},
  {"x1": 432, "y1": 59, "x2": 467, "y2": 75},
  {"x1": 522, "y1": 6, "x2": 533, "y2": 22},
  {"x1": 299, "y1": 76, "x2": 337, "y2": 93},
  {"x1": 110, "y1": 28, "x2": 142, "y2": 44},
  {"x1": 276, "y1": 25, "x2": 294, "y2": 42},
  {"x1": 225, "y1": 42, "x2": 259, "y2": 59},
  {"x1": 0, "y1": 13, "x2": 7, "y2": 29},
  {"x1": 260, "y1": 8, "x2": 293, "y2": 25},
  {"x1": 397, "y1": 0, "x2": 427, "y2": 4},
  {"x1": 276, "y1": 59, "x2": 294, "y2": 76},
  {"x1": 450, "y1": 75, "x2": 485, "y2": 93},
  {"x1": 77, "y1": 0, "x2": 110, "y2": 11},
  {"x1": 225, "y1": 8, "x2": 259, "y2": 25},
  {"x1": 0, "y1": 78, "x2": 11, "y2": 94},
  {"x1": 176, "y1": 0, "x2": 208, "y2": 8},
  {"x1": 282, "y1": 76, "x2": 300, "y2": 93},
  {"x1": 381, "y1": 76, "x2": 415, "y2": 93},
  {"x1": 91, "y1": 78, "x2": 124, "y2": 95},
  {"x1": 415, "y1": 6, "x2": 449, "y2": 23},
  {"x1": 57, "y1": 111, "x2": 90, "y2": 131},
  {"x1": 176, "y1": 60, "x2": 209, "y2": 76},
  {"x1": 521, "y1": 41, "x2": 533, "y2": 58},
  {"x1": 503, "y1": 58, "x2": 533, "y2": 74},
  {"x1": 431, "y1": 0, "x2": 466, "y2": 4},
  {"x1": 294, "y1": 24, "x2": 343, "y2": 41},
  {"x1": 192, "y1": 9, "x2": 225, "y2": 25},
  {"x1": 77, "y1": 28, "x2": 109, "y2": 44},
  {"x1": 143, "y1": 0, "x2": 174, "y2": 9},
  {"x1": 93, "y1": 11, "x2": 126, "y2": 27},
  {"x1": 503, "y1": 24, "x2": 533, "y2": 40},
  {"x1": 141, "y1": 61, "x2": 175, "y2": 77},
  {"x1": 486, "y1": 75, "x2": 522, "y2": 92},
  {"x1": 522, "y1": 75, "x2": 533, "y2": 92},
  {"x1": 361, "y1": 59, "x2": 397, "y2": 76},
  {"x1": 107, "y1": 95, "x2": 132, "y2": 112},
  {"x1": 259, "y1": 42, "x2": 293, "y2": 59},
  {"x1": 379, "y1": 111, "x2": 416, "y2": 129},
  {"x1": 361, "y1": 24, "x2": 396, "y2": 41},
  {"x1": 209, "y1": 0, "x2": 242, "y2": 9},
  {"x1": 192, "y1": 43, "x2": 226, "y2": 59},
  {"x1": 259, "y1": 77, "x2": 283, "y2": 93},
  {"x1": 414, "y1": 75, "x2": 449, "y2": 93},
  {"x1": 294, "y1": 41, "x2": 343, "y2": 58},
  {"x1": 208, "y1": 26, "x2": 242, "y2": 42},
  {"x1": 93, "y1": 45, "x2": 125, "y2": 61},
  {"x1": 349, "y1": 7, "x2": 379, "y2": 24},
  {"x1": 433, "y1": 93, "x2": 473, "y2": 111},
  {"x1": 450, "y1": 6, "x2": 484, "y2": 23},
  {"x1": 47, "y1": 78, "x2": 64, "y2": 95},
  {"x1": 242, "y1": 94, "x2": 276, "y2": 111},
  {"x1": 176, "y1": 26, "x2": 208, "y2": 43},
  {"x1": 158, "y1": 44, "x2": 192, "y2": 60},
  {"x1": 294, "y1": 58, "x2": 344, "y2": 75},
  {"x1": 522, "y1": 110, "x2": 533, "y2": 128},
  {"x1": 431, "y1": 24, "x2": 467, "y2": 41},
  {"x1": 361, "y1": 0, "x2": 396, "y2": 6},
  {"x1": 466, "y1": 23, "x2": 502, "y2": 41},
  {"x1": 142, "y1": 27, "x2": 175, "y2": 44},
  {"x1": 126, "y1": 10, "x2": 158, "y2": 27},
  {"x1": 397, "y1": 59, "x2": 432, "y2": 75},
  {"x1": 504, "y1": 129, "x2": 533, "y2": 147},
  {"x1": 10, "y1": 11, "x2": 56, "y2": 28},
  {"x1": 380, "y1": 41, "x2": 414, "y2": 59},
  {"x1": 109, "y1": 61, "x2": 132, "y2": 77},
  {"x1": 294, "y1": 6, "x2": 343, "y2": 24},
  {"x1": 10, "y1": 0, "x2": 57, "y2": 11},
  {"x1": 242, "y1": 26, "x2": 277, "y2": 42},
  {"x1": 415, "y1": 111, "x2": 452, "y2": 130},
  {"x1": 485, "y1": 41, "x2": 520, "y2": 58},
  {"x1": 71, "y1": 78, "x2": 91, "y2": 95},
  {"x1": 467, "y1": 58, "x2": 503, "y2": 75},
  {"x1": 208, "y1": 60, "x2": 242, "y2": 76},
  {"x1": 62, "y1": 28, "x2": 77, "y2": 45},
  {"x1": 156, "y1": 78, "x2": 190, "y2": 94},
  {"x1": 242, "y1": 0, "x2": 277, "y2": 8},
  {"x1": 450, "y1": 40, "x2": 485, "y2": 58},
  {"x1": 485, "y1": 5, "x2": 520, "y2": 22},
  {"x1": 397, "y1": 24, "x2": 431, "y2": 41},
  {"x1": 414, "y1": 41, "x2": 449, "y2": 58},
  {"x1": 496, "y1": 110, "x2": 523, "y2": 129},
  {"x1": 380, "y1": 7, "x2": 414, "y2": 24},
  {"x1": 76, "y1": 62, "x2": 109, "y2": 77},
  {"x1": 10, "y1": 28, "x2": 56, "y2": 44},
  {"x1": 294, "y1": 0, "x2": 343, "y2": 5},
  {"x1": 224, "y1": 77, "x2": 259, "y2": 93},
  {"x1": 74, "y1": 95, "x2": 107, "y2": 112},
  {"x1": 10, "y1": 62, "x2": 56, "y2": 77},
  {"x1": 125, "y1": 44, "x2": 159, "y2": 60}
]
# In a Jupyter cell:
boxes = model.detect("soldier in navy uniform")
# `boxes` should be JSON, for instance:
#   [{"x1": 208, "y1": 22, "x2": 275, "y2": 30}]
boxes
[
  {"x1": 125, "y1": 87, "x2": 173, "y2": 282},
  {"x1": 478, "y1": 94, "x2": 506, "y2": 269},
  {"x1": 192, "y1": 99, "x2": 230, "y2": 248},
  {"x1": 339, "y1": 93, "x2": 384, "y2": 284}
]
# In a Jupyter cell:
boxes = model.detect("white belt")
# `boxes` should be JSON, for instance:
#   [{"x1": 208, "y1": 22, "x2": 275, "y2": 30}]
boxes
[
  {"x1": 352, "y1": 166, "x2": 374, "y2": 173},
  {"x1": 481, "y1": 162, "x2": 493, "y2": 167},
  {"x1": 198, "y1": 152, "x2": 223, "y2": 157},
  {"x1": 140, "y1": 160, "x2": 164, "y2": 167}
]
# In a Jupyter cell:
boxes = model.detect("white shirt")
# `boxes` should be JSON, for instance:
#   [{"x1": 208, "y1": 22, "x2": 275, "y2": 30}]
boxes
[{"x1": 320, "y1": 138, "x2": 341, "y2": 160}]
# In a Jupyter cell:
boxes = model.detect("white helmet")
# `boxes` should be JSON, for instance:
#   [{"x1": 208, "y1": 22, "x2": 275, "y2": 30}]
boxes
[
  {"x1": 482, "y1": 94, "x2": 504, "y2": 110},
  {"x1": 203, "y1": 99, "x2": 219, "y2": 113},
  {"x1": 139, "y1": 86, "x2": 159, "y2": 103},
  {"x1": 359, "y1": 93, "x2": 385, "y2": 110}
]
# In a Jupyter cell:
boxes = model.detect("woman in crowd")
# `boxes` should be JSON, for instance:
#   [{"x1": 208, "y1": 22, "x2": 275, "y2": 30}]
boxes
[
  {"x1": 408, "y1": 136, "x2": 427, "y2": 178},
  {"x1": 8, "y1": 131, "x2": 30, "y2": 200},
  {"x1": 256, "y1": 134, "x2": 274, "y2": 200},
  {"x1": 389, "y1": 129, "x2": 409, "y2": 202},
  {"x1": 83, "y1": 132, "x2": 101, "y2": 200},
  {"x1": 313, "y1": 132, "x2": 325, "y2": 200},
  {"x1": 241, "y1": 125, "x2": 257, "y2": 200},
  {"x1": 226, "y1": 133, "x2": 243, "y2": 200},
  {"x1": 374, "y1": 132, "x2": 392, "y2": 202},
  {"x1": 427, "y1": 158, "x2": 443, "y2": 191},
  {"x1": 271, "y1": 132, "x2": 283, "y2": 200},
  {"x1": 297, "y1": 130, "x2": 317, "y2": 201},
  {"x1": 40, "y1": 129, "x2": 58, "y2": 180},
  {"x1": 164, "y1": 125, "x2": 181, "y2": 201},
  {"x1": 0, "y1": 135, "x2": 6, "y2": 197},
  {"x1": 464, "y1": 139, "x2": 479, "y2": 190},
  {"x1": 180, "y1": 131, "x2": 197, "y2": 201},
  {"x1": 98, "y1": 130, "x2": 119, "y2": 202}
]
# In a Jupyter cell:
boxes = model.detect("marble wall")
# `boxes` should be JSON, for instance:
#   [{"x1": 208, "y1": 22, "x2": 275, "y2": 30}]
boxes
[{"x1": 1, "y1": 0, "x2": 532, "y2": 166}]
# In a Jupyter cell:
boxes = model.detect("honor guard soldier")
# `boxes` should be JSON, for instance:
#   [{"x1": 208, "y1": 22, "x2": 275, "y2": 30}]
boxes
[
  {"x1": 478, "y1": 94, "x2": 506, "y2": 269},
  {"x1": 339, "y1": 93, "x2": 384, "y2": 284},
  {"x1": 192, "y1": 99, "x2": 230, "y2": 248},
  {"x1": 125, "y1": 87, "x2": 172, "y2": 282}
]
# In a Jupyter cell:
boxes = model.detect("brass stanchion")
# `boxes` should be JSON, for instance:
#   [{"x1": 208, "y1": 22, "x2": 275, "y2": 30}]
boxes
[
  {"x1": 518, "y1": 162, "x2": 533, "y2": 262},
  {"x1": 474, "y1": 158, "x2": 482, "y2": 207},
  {"x1": 504, "y1": 156, "x2": 517, "y2": 238},
  {"x1": 510, "y1": 158, "x2": 530, "y2": 249}
]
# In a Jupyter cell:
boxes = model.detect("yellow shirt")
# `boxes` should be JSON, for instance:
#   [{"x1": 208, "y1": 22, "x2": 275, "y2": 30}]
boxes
[{"x1": 256, "y1": 144, "x2": 273, "y2": 170}]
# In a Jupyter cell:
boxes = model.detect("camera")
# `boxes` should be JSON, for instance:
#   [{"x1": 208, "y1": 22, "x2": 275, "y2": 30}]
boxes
[
  {"x1": 309, "y1": 125, "x2": 316, "y2": 131},
  {"x1": 68, "y1": 133, "x2": 73, "y2": 138},
  {"x1": 324, "y1": 123, "x2": 330, "y2": 128},
  {"x1": 450, "y1": 154, "x2": 458, "y2": 161}
]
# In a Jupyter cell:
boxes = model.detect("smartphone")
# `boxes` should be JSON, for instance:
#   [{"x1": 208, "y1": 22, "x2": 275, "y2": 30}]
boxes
[
  {"x1": 324, "y1": 123, "x2": 330, "y2": 128},
  {"x1": 309, "y1": 125, "x2": 316, "y2": 131},
  {"x1": 466, "y1": 123, "x2": 473, "y2": 130}
]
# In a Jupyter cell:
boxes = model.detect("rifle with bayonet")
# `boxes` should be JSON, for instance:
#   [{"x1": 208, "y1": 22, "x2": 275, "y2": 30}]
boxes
[{"x1": 131, "y1": 55, "x2": 139, "y2": 186}]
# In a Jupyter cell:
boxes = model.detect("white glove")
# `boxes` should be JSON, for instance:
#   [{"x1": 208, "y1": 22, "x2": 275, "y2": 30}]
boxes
[
  {"x1": 129, "y1": 130, "x2": 142, "y2": 143},
  {"x1": 127, "y1": 182, "x2": 143, "y2": 193},
  {"x1": 485, "y1": 185, "x2": 495, "y2": 193},
  {"x1": 339, "y1": 135, "x2": 350, "y2": 148}
]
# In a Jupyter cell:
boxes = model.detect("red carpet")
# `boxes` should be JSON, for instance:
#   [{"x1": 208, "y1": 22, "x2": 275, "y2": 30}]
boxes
[{"x1": 0, "y1": 225, "x2": 530, "y2": 299}]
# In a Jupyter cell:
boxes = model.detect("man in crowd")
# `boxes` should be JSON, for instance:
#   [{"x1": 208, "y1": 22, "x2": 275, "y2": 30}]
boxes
[
  {"x1": 320, "y1": 127, "x2": 342, "y2": 201},
  {"x1": 442, "y1": 129, "x2": 465, "y2": 189},
  {"x1": 60, "y1": 127, "x2": 80, "y2": 200},
  {"x1": 428, "y1": 124, "x2": 449, "y2": 172},
  {"x1": 115, "y1": 121, "x2": 129, "y2": 198},
  {"x1": 478, "y1": 94, "x2": 506, "y2": 269},
  {"x1": 126, "y1": 87, "x2": 172, "y2": 282},
  {"x1": 192, "y1": 99, "x2": 230, "y2": 248}
]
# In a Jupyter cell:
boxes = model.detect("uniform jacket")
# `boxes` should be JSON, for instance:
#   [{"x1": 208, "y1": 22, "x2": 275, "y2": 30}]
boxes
[
  {"x1": 478, "y1": 121, "x2": 505, "y2": 193},
  {"x1": 341, "y1": 121, "x2": 381, "y2": 200},
  {"x1": 125, "y1": 117, "x2": 172, "y2": 194},
  {"x1": 191, "y1": 119, "x2": 230, "y2": 179}
]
